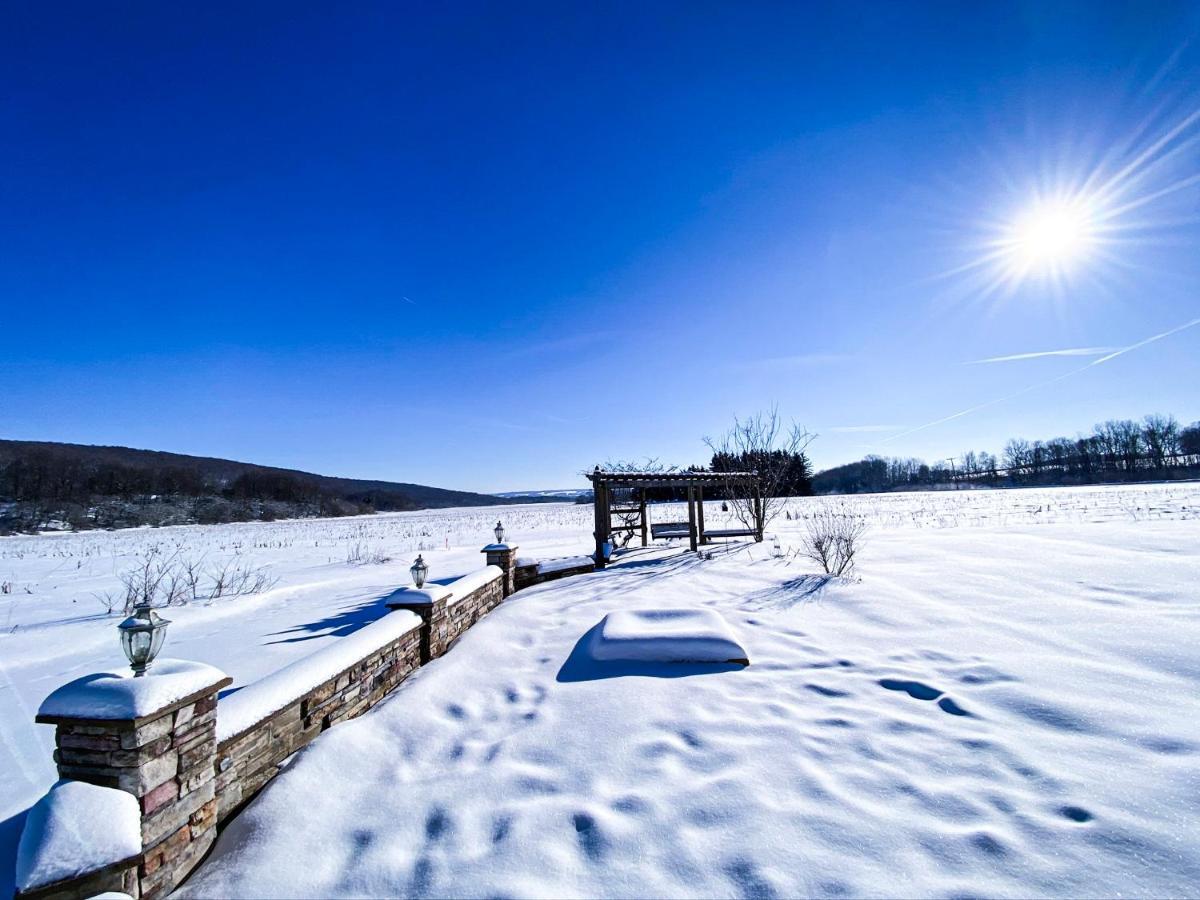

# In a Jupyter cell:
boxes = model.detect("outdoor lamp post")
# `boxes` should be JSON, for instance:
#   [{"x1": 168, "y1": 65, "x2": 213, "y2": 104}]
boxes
[
  {"x1": 493, "y1": 521, "x2": 505, "y2": 544},
  {"x1": 118, "y1": 602, "x2": 170, "y2": 677},
  {"x1": 410, "y1": 554, "x2": 429, "y2": 588}
]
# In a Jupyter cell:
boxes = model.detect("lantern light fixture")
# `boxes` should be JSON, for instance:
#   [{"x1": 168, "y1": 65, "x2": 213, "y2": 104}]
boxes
[
  {"x1": 118, "y1": 602, "x2": 170, "y2": 677},
  {"x1": 493, "y1": 521, "x2": 505, "y2": 544},
  {"x1": 410, "y1": 554, "x2": 429, "y2": 589}
]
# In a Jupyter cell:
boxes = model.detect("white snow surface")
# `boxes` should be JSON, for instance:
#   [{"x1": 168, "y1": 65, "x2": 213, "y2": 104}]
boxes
[
  {"x1": 176, "y1": 487, "x2": 1200, "y2": 899},
  {"x1": 15, "y1": 781, "x2": 139, "y2": 891},
  {"x1": 4, "y1": 485, "x2": 1200, "y2": 897},
  {"x1": 217, "y1": 610, "x2": 422, "y2": 743},
  {"x1": 37, "y1": 659, "x2": 228, "y2": 721},
  {"x1": 588, "y1": 608, "x2": 748, "y2": 663}
]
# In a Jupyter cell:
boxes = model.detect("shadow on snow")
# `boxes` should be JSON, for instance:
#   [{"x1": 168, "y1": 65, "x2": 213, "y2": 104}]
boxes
[{"x1": 556, "y1": 622, "x2": 747, "y2": 683}]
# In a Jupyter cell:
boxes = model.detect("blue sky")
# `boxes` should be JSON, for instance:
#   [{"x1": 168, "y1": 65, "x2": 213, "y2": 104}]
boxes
[{"x1": 3, "y1": 2, "x2": 1199, "y2": 492}]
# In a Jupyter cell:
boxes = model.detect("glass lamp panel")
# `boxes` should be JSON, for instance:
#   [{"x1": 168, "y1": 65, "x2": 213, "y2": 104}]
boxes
[{"x1": 131, "y1": 630, "x2": 152, "y2": 663}]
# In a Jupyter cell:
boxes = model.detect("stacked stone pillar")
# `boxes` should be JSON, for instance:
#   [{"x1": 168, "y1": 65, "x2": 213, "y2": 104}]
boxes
[
  {"x1": 482, "y1": 542, "x2": 519, "y2": 596},
  {"x1": 35, "y1": 666, "x2": 231, "y2": 899},
  {"x1": 387, "y1": 584, "x2": 454, "y2": 663}
]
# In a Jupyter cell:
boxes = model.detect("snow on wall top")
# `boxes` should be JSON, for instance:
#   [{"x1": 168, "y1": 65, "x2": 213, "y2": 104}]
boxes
[
  {"x1": 536, "y1": 555, "x2": 594, "y2": 575},
  {"x1": 37, "y1": 659, "x2": 230, "y2": 722},
  {"x1": 217, "y1": 609, "x2": 422, "y2": 744},
  {"x1": 16, "y1": 780, "x2": 141, "y2": 892},
  {"x1": 386, "y1": 584, "x2": 454, "y2": 607},
  {"x1": 446, "y1": 566, "x2": 502, "y2": 606}
]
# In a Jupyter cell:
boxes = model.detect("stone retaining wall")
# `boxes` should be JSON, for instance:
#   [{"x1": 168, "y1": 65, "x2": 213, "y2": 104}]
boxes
[
  {"x1": 213, "y1": 621, "x2": 423, "y2": 823},
  {"x1": 514, "y1": 557, "x2": 596, "y2": 591},
  {"x1": 17, "y1": 542, "x2": 582, "y2": 900}
]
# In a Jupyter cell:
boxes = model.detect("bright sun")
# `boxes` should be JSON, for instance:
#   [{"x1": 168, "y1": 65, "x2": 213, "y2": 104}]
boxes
[{"x1": 1002, "y1": 196, "x2": 1097, "y2": 276}]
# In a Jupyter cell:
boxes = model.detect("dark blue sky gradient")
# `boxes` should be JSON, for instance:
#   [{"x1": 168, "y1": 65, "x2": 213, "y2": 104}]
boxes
[{"x1": 3, "y1": 2, "x2": 1199, "y2": 490}]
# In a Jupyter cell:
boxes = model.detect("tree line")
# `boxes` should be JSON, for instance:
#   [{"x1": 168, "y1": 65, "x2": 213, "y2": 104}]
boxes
[
  {"x1": 0, "y1": 447, "x2": 358, "y2": 510},
  {"x1": 813, "y1": 414, "x2": 1200, "y2": 494}
]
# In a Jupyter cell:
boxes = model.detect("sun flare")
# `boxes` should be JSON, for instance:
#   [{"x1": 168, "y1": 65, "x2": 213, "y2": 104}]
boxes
[{"x1": 1001, "y1": 196, "x2": 1097, "y2": 277}]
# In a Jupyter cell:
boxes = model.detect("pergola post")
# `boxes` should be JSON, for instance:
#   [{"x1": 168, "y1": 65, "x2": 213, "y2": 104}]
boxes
[
  {"x1": 592, "y1": 469, "x2": 609, "y2": 569},
  {"x1": 686, "y1": 486, "x2": 698, "y2": 552},
  {"x1": 639, "y1": 488, "x2": 648, "y2": 547},
  {"x1": 594, "y1": 483, "x2": 612, "y2": 569},
  {"x1": 696, "y1": 486, "x2": 706, "y2": 545}
]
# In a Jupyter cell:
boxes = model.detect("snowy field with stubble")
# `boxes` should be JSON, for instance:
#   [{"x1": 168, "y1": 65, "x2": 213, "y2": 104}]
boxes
[{"x1": 4, "y1": 483, "x2": 1200, "y2": 898}]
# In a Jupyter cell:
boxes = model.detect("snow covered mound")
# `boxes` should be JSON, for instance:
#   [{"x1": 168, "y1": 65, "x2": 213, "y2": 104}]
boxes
[
  {"x1": 588, "y1": 609, "x2": 748, "y2": 664},
  {"x1": 37, "y1": 659, "x2": 229, "y2": 722},
  {"x1": 16, "y1": 781, "x2": 140, "y2": 893}
]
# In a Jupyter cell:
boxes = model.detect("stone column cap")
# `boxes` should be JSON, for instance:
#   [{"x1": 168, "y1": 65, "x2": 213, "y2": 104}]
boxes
[
  {"x1": 37, "y1": 659, "x2": 231, "y2": 726},
  {"x1": 481, "y1": 543, "x2": 518, "y2": 553}
]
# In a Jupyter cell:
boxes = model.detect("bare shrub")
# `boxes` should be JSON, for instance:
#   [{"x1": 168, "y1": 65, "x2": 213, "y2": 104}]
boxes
[
  {"x1": 118, "y1": 548, "x2": 181, "y2": 613},
  {"x1": 345, "y1": 541, "x2": 391, "y2": 565},
  {"x1": 113, "y1": 550, "x2": 277, "y2": 610},
  {"x1": 180, "y1": 555, "x2": 207, "y2": 602},
  {"x1": 206, "y1": 560, "x2": 277, "y2": 599},
  {"x1": 800, "y1": 508, "x2": 867, "y2": 577},
  {"x1": 92, "y1": 591, "x2": 120, "y2": 615}
]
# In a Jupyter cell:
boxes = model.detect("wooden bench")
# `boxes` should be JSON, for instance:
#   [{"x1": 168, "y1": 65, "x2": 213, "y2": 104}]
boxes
[
  {"x1": 650, "y1": 522, "x2": 692, "y2": 540},
  {"x1": 703, "y1": 528, "x2": 760, "y2": 540}
]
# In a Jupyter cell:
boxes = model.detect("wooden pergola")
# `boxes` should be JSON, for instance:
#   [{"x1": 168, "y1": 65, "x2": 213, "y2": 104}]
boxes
[{"x1": 585, "y1": 467, "x2": 763, "y2": 568}]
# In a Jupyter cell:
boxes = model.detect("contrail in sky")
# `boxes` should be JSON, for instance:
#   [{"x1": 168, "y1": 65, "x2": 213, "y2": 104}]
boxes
[
  {"x1": 880, "y1": 314, "x2": 1200, "y2": 444},
  {"x1": 967, "y1": 347, "x2": 1118, "y2": 364}
]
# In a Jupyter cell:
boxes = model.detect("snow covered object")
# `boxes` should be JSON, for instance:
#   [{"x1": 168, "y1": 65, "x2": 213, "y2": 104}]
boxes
[
  {"x1": 588, "y1": 608, "x2": 749, "y2": 664},
  {"x1": 15, "y1": 780, "x2": 140, "y2": 896}
]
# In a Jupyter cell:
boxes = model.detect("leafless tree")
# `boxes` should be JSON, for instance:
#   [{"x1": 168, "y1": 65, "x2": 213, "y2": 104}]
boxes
[
  {"x1": 704, "y1": 409, "x2": 816, "y2": 534},
  {"x1": 1142, "y1": 414, "x2": 1179, "y2": 470}
]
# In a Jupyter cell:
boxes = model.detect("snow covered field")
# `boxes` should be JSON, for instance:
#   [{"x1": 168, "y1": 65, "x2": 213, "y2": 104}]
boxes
[{"x1": 3, "y1": 483, "x2": 1200, "y2": 897}]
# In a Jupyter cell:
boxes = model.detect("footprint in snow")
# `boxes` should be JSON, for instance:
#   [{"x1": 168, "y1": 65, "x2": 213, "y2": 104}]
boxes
[
  {"x1": 938, "y1": 696, "x2": 972, "y2": 717},
  {"x1": 424, "y1": 806, "x2": 454, "y2": 842},
  {"x1": 879, "y1": 678, "x2": 975, "y2": 717},
  {"x1": 805, "y1": 683, "x2": 850, "y2": 698},
  {"x1": 572, "y1": 812, "x2": 607, "y2": 862},
  {"x1": 879, "y1": 678, "x2": 942, "y2": 700},
  {"x1": 491, "y1": 814, "x2": 513, "y2": 845}
]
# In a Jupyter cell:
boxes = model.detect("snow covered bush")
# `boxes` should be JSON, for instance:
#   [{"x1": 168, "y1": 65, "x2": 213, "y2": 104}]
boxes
[{"x1": 800, "y1": 508, "x2": 866, "y2": 577}]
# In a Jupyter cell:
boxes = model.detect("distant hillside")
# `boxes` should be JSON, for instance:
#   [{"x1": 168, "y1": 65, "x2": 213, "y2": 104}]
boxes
[
  {"x1": 493, "y1": 488, "x2": 591, "y2": 500},
  {"x1": 0, "y1": 440, "x2": 540, "y2": 533}
]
